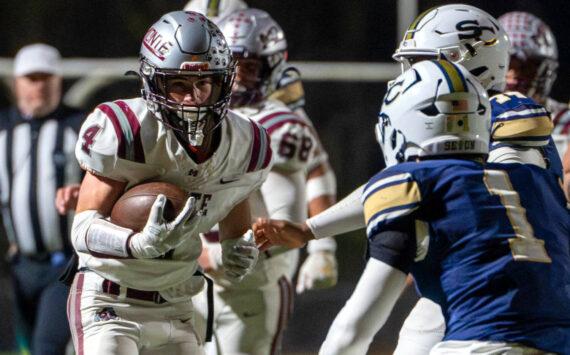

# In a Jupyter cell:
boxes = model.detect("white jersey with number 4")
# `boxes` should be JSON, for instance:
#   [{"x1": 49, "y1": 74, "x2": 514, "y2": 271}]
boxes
[{"x1": 74, "y1": 97, "x2": 272, "y2": 291}]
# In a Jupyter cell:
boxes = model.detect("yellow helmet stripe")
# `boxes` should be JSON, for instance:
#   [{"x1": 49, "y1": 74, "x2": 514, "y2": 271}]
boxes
[
  {"x1": 405, "y1": 7, "x2": 436, "y2": 40},
  {"x1": 433, "y1": 60, "x2": 467, "y2": 93}
]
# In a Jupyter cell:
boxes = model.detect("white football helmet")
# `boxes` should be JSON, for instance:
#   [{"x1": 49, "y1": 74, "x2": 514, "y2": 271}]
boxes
[
  {"x1": 376, "y1": 60, "x2": 491, "y2": 167},
  {"x1": 183, "y1": 0, "x2": 248, "y2": 24},
  {"x1": 218, "y1": 8, "x2": 288, "y2": 107},
  {"x1": 393, "y1": 4, "x2": 510, "y2": 93},
  {"x1": 139, "y1": 11, "x2": 236, "y2": 146},
  {"x1": 499, "y1": 11, "x2": 558, "y2": 97}
]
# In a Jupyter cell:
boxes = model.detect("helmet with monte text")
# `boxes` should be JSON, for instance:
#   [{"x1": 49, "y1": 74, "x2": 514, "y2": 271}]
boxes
[{"x1": 139, "y1": 11, "x2": 236, "y2": 146}]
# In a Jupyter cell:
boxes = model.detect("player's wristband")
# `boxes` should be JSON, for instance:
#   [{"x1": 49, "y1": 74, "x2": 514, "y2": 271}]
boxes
[
  {"x1": 86, "y1": 219, "x2": 134, "y2": 258},
  {"x1": 306, "y1": 169, "x2": 337, "y2": 203}
]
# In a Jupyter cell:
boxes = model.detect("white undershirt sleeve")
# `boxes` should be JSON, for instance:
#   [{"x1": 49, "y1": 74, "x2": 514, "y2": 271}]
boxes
[
  {"x1": 319, "y1": 258, "x2": 407, "y2": 355},
  {"x1": 306, "y1": 184, "x2": 366, "y2": 239}
]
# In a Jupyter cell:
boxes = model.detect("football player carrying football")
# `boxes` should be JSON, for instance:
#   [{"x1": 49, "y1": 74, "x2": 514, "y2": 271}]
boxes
[
  {"x1": 191, "y1": 9, "x2": 337, "y2": 355},
  {"x1": 67, "y1": 11, "x2": 272, "y2": 354}
]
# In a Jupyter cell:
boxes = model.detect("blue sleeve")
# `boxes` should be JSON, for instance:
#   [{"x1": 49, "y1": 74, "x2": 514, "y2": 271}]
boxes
[{"x1": 368, "y1": 217, "x2": 416, "y2": 273}]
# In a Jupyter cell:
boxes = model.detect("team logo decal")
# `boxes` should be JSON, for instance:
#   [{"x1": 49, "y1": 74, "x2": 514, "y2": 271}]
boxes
[
  {"x1": 143, "y1": 27, "x2": 174, "y2": 61},
  {"x1": 260, "y1": 26, "x2": 283, "y2": 50},
  {"x1": 94, "y1": 307, "x2": 119, "y2": 322}
]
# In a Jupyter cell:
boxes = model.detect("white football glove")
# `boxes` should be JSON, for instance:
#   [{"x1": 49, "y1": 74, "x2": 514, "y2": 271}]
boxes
[
  {"x1": 296, "y1": 238, "x2": 338, "y2": 294},
  {"x1": 221, "y1": 230, "x2": 259, "y2": 282},
  {"x1": 129, "y1": 195, "x2": 199, "y2": 258}
]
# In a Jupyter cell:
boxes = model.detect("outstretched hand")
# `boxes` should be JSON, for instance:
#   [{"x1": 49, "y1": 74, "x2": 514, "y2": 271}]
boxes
[
  {"x1": 252, "y1": 218, "x2": 315, "y2": 252},
  {"x1": 55, "y1": 184, "x2": 81, "y2": 215}
]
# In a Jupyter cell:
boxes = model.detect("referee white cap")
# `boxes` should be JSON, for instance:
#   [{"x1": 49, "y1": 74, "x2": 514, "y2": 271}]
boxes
[{"x1": 13, "y1": 43, "x2": 62, "y2": 77}]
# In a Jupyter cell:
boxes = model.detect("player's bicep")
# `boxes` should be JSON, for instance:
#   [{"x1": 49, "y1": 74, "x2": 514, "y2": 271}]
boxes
[{"x1": 75, "y1": 171, "x2": 126, "y2": 216}]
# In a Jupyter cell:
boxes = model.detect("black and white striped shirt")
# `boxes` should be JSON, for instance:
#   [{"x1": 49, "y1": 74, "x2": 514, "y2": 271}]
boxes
[{"x1": 0, "y1": 105, "x2": 84, "y2": 258}]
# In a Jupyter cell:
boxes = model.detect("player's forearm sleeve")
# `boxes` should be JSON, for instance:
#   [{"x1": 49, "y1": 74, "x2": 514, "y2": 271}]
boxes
[
  {"x1": 72, "y1": 210, "x2": 133, "y2": 258},
  {"x1": 306, "y1": 184, "x2": 366, "y2": 239},
  {"x1": 319, "y1": 258, "x2": 407, "y2": 355},
  {"x1": 72, "y1": 210, "x2": 104, "y2": 253}
]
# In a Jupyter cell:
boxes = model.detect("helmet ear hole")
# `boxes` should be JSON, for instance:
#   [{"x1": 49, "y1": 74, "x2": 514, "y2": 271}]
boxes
[
  {"x1": 390, "y1": 131, "x2": 398, "y2": 150},
  {"x1": 420, "y1": 104, "x2": 440, "y2": 117},
  {"x1": 469, "y1": 66, "x2": 487, "y2": 77}
]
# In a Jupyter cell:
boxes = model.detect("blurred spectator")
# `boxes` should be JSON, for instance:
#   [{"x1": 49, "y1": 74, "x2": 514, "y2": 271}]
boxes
[{"x1": 0, "y1": 43, "x2": 84, "y2": 354}]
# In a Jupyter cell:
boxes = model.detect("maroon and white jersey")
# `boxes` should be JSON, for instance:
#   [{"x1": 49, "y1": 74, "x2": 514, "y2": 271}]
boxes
[
  {"x1": 202, "y1": 99, "x2": 320, "y2": 288},
  {"x1": 235, "y1": 99, "x2": 326, "y2": 173},
  {"x1": 74, "y1": 97, "x2": 272, "y2": 291}
]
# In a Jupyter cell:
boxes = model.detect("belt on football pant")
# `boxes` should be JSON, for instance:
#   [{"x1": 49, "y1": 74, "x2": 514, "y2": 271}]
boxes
[
  {"x1": 78, "y1": 267, "x2": 214, "y2": 342},
  {"x1": 101, "y1": 279, "x2": 167, "y2": 304},
  {"x1": 76, "y1": 267, "x2": 167, "y2": 304}
]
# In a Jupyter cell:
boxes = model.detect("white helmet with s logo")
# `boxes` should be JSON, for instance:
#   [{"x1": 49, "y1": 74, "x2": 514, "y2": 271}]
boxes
[{"x1": 393, "y1": 4, "x2": 510, "y2": 93}]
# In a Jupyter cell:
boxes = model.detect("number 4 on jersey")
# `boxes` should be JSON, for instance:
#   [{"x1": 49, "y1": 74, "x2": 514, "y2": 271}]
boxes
[{"x1": 81, "y1": 125, "x2": 102, "y2": 155}]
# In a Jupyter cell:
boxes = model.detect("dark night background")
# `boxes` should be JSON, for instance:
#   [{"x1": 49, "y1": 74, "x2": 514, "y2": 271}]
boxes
[{"x1": 0, "y1": 1, "x2": 569, "y2": 353}]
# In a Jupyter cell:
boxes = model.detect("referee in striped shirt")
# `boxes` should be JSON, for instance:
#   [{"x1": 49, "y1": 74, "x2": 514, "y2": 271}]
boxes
[{"x1": 0, "y1": 43, "x2": 84, "y2": 355}]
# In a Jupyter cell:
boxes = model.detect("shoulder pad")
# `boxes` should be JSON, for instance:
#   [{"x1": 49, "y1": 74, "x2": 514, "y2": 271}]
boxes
[
  {"x1": 490, "y1": 91, "x2": 553, "y2": 146},
  {"x1": 257, "y1": 106, "x2": 320, "y2": 172},
  {"x1": 246, "y1": 118, "x2": 273, "y2": 173},
  {"x1": 363, "y1": 168, "x2": 421, "y2": 237},
  {"x1": 225, "y1": 111, "x2": 273, "y2": 174},
  {"x1": 75, "y1": 99, "x2": 146, "y2": 177},
  {"x1": 270, "y1": 66, "x2": 305, "y2": 109}
]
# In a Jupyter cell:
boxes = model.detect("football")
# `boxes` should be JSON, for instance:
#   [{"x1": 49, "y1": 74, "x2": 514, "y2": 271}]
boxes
[{"x1": 110, "y1": 181, "x2": 189, "y2": 232}]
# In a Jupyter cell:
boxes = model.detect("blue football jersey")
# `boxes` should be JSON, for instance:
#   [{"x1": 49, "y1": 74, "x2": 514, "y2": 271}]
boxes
[
  {"x1": 363, "y1": 159, "x2": 570, "y2": 354},
  {"x1": 490, "y1": 91, "x2": 562, "y2": 177}
]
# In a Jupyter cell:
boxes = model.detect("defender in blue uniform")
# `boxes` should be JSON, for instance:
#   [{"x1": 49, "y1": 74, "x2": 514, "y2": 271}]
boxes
[
  {"x1": 318, "y1": 60, "x2": 570, "y2": 355},
  {"x1": 365, "y1": 160, "x2": 570, "y2": 352}
]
